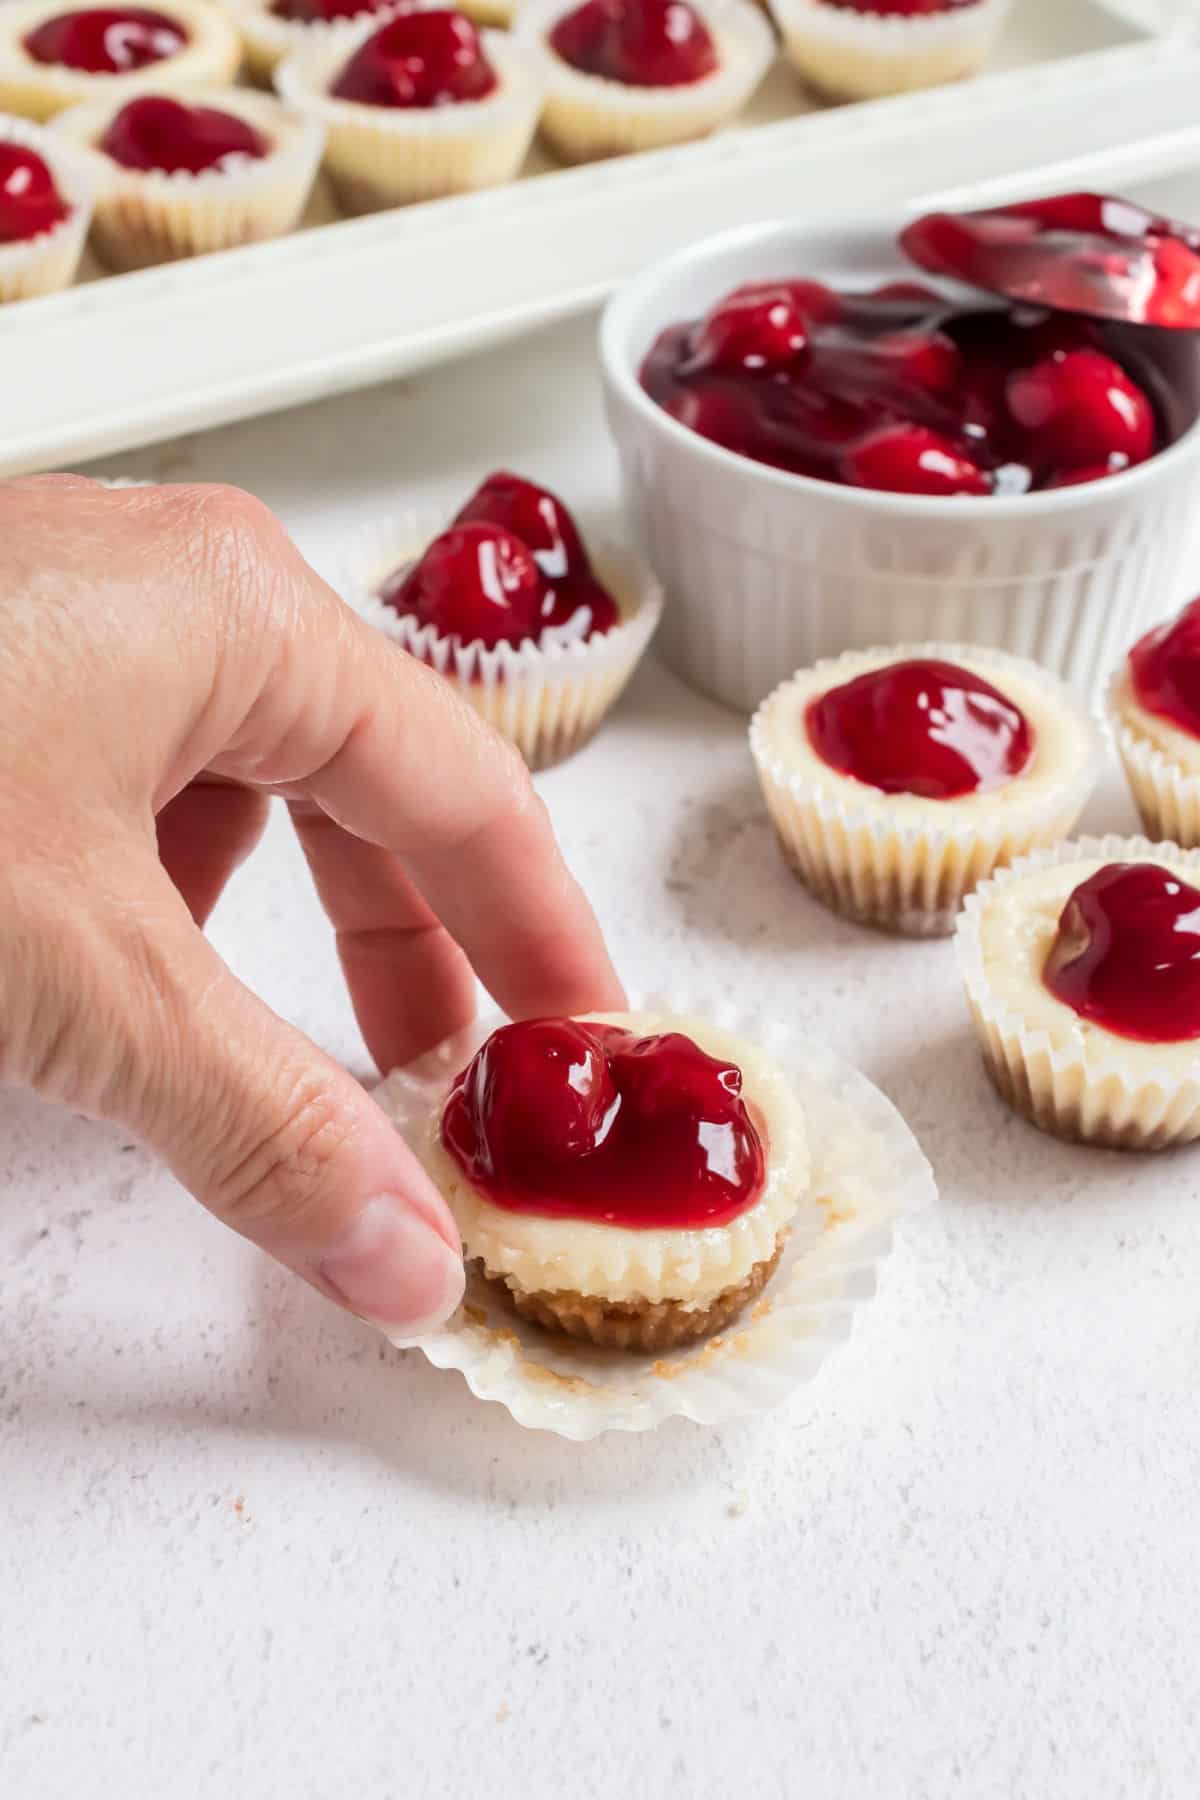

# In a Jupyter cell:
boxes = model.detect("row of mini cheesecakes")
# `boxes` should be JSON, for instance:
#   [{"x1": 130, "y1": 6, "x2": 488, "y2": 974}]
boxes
[{"x1": 0, "y1": 0, "x2": 1016, "y2": 296}]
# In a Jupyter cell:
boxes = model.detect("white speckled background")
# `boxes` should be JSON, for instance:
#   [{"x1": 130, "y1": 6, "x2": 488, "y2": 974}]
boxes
[{"x1": 2, "y1": 314, "x2": 1199, "y2": 1798}]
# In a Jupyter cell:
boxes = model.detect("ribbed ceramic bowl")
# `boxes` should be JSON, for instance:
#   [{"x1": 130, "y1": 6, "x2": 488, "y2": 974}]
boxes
[{"x1": 599, "y1": 212, "x2": 1200, "y2": 713}]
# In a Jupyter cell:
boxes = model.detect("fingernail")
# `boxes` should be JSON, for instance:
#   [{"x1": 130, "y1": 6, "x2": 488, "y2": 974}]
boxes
[{"x1": 318, "y1": 1196, "x2": 465, "y2": 1333}]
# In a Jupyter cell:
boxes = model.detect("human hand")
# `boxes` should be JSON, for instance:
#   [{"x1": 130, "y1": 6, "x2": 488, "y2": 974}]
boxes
[{"x1": 0, "y1": 476, "x2": 623, "y2": 1332}]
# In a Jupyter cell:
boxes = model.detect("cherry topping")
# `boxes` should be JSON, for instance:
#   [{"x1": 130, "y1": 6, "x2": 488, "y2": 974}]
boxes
[
  {"x1": 1128, "y1": 596, "x2": 1200, "y2": 739},
  {"x1": 23, "y1": 7, "x2": 186, "y2": 73},
  {"x1": 1043, "y1": 863, "x2": 1200, "y2": 1043},
  {"x1": 451, "y1": 471, "x2": 620, "y2": 636},
  {"x1": 902, "y1": 194, "x2": 1200, "y2": 330},
  {"x1": 0, "y1": 144, "x2": 69, "y2": 244},
  {"x1": 381, "y1": 521, "x2": 542, "y2": 647},
  {"x1": 549, "y1": 0, "x2": 718, "y2": 89},
  {"x1": 100, "y1": 96, "x2": 268, "y2": 174},
  {"x1": 330, "y1": 11, "x2": 497, "y2": 107},
  {"x1": 454, "y1": 470, "x2": 591, "y2": 585},
  {"x1": 1005, "y1": 348, "x2": 1154, "y2": 476},
  {"x1": 641, "y1": 273, "x2": 1161, "y2": 495},
  {"x1": 441, "y1": 1018, "x2": 766, "y2": 1228},
  {"x1": 686, "y1": 285, "x2": 812, "y2": 378},
  {"x1": 272, "y1": 0, "x2": 390, "y2": 18},
  {"x1": 806, "y1": 657, "x2": 1034, "y2": 799},
  {"x1": 841, "y1": 423, "x2": 990, "y2": 497}
]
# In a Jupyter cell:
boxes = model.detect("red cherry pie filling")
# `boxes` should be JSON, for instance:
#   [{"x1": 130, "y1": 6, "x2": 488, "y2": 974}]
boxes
[
  {"x1": 806, "y1": 658, "x2": 1035, "y2": 799},
  {"x1": 23, "y1": 6, "x2": 187, "y2": 72},
  {"x1": 99, "y1": 94, "x2": 268, "y2": 172},
  {"x1": 378, "y1": 472, "x2": 620, "y2": 649},
  {"x1": 548, "y1": 0, "x2": 719, "y2": 88},
  {"x1": 0, "y1": 141, "x2": 70, "y2": 241},
  {"x1": 1043, "y1": 863, "x2": 1200, "y2": 1046},
  {"x1": 330, "y1": 10, "x2": 498, "y2": 106},
  {"x1": 272, "y1": 0, "x2": 393, "y2": 19},
  {"x1": 443, "y1": 1018, "x2": 766, "y2": 1229},
  {"x1": 1128, "y1": 599, "x2": 1200, "y2": 741},
  {"x1": 641, "y1": 276, "x2": 1162, "y2": 495}
]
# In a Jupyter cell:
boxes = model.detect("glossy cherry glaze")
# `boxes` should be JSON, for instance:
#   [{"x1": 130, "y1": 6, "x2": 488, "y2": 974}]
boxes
[
  {"x1": 806, "y1": 658, "x2": 1034, "y2": 798},
  {"x1": 272, "y1": 0, "x2": 391, "y2": 19},
  {"x1": 0, "y1": 144, "x2": 69, "y2": 243},
  {"x1": 441, "y1": 1019, "x2": 767, "y2": 1228},
  {"x1": 1128, "y1": 596, "x2": 1200, "y2": 739},
  {"x1": 330, "y1": 11, "x2": 497, "y2": 106},
  {"x1": 100, "y1": 96, "x2": 268, "y2": 173},
  {"x1": 1043, "y1": 862, "x2": 1200, "y2": 1043},
  {"x1": 380, "y1": 473, "x2": 619, "y2": 646},
  {"x1": 23, "y1": 7, "x2": 187, "y2": 72},
  {"x1": 640, "y1": 277, "x2": 1162, "y2": 494},
  {"x1": 902, "y1": 194, "x2": 1200, "y2": 330},
  {"x1": 549, "y1": 0, "x2": 717, "y2": 87}
]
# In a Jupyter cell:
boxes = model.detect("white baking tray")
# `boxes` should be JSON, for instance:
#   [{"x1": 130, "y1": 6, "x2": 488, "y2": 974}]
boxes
[{"x1": 4, "y1": 0, "x2": 1200, "y2": 472}]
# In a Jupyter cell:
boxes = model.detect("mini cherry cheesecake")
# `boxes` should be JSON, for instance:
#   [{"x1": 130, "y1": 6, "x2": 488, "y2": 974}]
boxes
[
  {"x1": 767, "y1": 0, "x2": 1010, "y2": 102},
  {"x1": 351, "y1": 471, "x2": 662, "y2": 768},
  {"x1": 1108, "y1": 597, "x2": 1200, "y2": 849},
  {"x1": 642, "y1": 277, "x2": 1162, "y2": 496},
  {"x1": 0, "y1": 115, "x2": 95, "y2": 298},
  {"x1": 514, "y1": 0, "x2": 773, "y2": 165},
  {"x1": 216, "y1": 0, "x2": 413, "y2": 86},
  {"x1": 274, "y1": 8, "x2": 545, "y2": 212},
  {"x1": 52, "y1": 85, "x2": 323, "y2": 267},
  {"x1": 750, "y1": 643, "x2": 1098, "y2": 936},
  {"x1": 411, "y1": 1010, "x2": 809, "y2": 1351},
  {"x1": 0, "y1": 0, "x2": 241, "y2": 120},
  {"x1": 956, "y1": 838, "x2": 1200, "y2": 1149}
]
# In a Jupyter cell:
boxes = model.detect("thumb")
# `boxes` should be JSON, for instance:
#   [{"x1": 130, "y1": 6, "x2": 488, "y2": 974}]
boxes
[{"x1": 70, "y1": 861, "x2": 465, "y2": 1334}]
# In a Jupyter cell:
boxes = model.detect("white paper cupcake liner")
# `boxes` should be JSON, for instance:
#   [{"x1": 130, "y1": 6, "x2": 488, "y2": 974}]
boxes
[
  {"x1": 216, "y1": 0, "x2": 411, "y2": 85},
  {"x1": 0, "y1": 112, "x2": 95, "y2": 299},
  {"x1": 344, "y1": 504, "x2": 663, "y2": 769},
  {"x1": 0, "y1": 0, "x2": 243, "y2": 121},
  {"x1": 750, "y1": 641, "x2": 1101, "y2": 939},
  {"x1": 514, "y1": 0, "x2": 774, "y2": 164},
  {"x1": 1105, "y1": 665, "x2": 1200, "y2": 849},
  {"x1": 275, "y1": 25, "x2": 544, "y2": 210},
  {"x1": 768, "y1": 0, "x2": 1009, "y2": 100},
  {"x1": 52, "y1": 85, "x2": 324, "y2": 267},
  {"x1": 375, "y1": 988, "x2": 936, "y2": 1438},
  {"x1": 956, "y1": 834, "x2": 1200, "y2": 1150}
]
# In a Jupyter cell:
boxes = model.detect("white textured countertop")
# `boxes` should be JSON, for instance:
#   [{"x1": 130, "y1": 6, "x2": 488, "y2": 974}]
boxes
[{"x1": 3, "y1": 314, "x2": 1199, "y2": 1799}]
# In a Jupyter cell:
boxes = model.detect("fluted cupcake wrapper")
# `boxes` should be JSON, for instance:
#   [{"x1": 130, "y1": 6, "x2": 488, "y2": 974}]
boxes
[
  {"x1": 514, "y1": 0, "x2": 774, "y2": 163},
  {"x1": 1105, "y1": 668, "x2": 1200, "y2": 849},
  {"x1": 52, "y1": 86, "x2": 324, "y2": 269},
  {"x1": 343, "y1": 505, "x2": 662, "y2": 769},
  {"x1": 375, "y1": 989, "x2": 936, "y2": 1440},
  {"x1": 956, "y1": 834, "x2": 1200, "y2": 1150},
  {"x1": 749, "y1": 642, "x2": 1100, "y2": 939},
  {"x1": 768, "y1": 0, "x2": 1010, "y2": 100},
  {"x1": 0, "y1": 0, "x2": 243, "y2": 121},
  {"x1": 275, "y1": 28, "x2": 544, "y2": 210},
  {"x1": 216, "y1": 0, "x2": 413, "y2": 85},
  {"x1": 0, "y1": 114, "x2": 94, "y2": 300}
]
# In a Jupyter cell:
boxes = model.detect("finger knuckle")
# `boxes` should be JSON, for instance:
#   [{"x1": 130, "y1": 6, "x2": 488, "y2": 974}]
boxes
[{"x1": 212, "y1": 1072, "x2": 360, "y2": 1242}]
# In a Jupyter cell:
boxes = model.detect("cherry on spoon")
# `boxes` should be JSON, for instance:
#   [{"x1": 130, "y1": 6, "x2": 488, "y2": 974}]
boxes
[{"x1": 901, "y1": 194, "x2": 1200, "y2": 330}]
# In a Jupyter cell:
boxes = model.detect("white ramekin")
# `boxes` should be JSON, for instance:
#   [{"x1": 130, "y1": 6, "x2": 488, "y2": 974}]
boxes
[{"x1": 599, "y1": 213, "x2": 1200, "y2": 713}]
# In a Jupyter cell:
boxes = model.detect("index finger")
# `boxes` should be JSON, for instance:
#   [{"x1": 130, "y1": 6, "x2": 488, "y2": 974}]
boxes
[{"x1": 174, "y1": 485, "x2": 627, "y2": 1027}]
